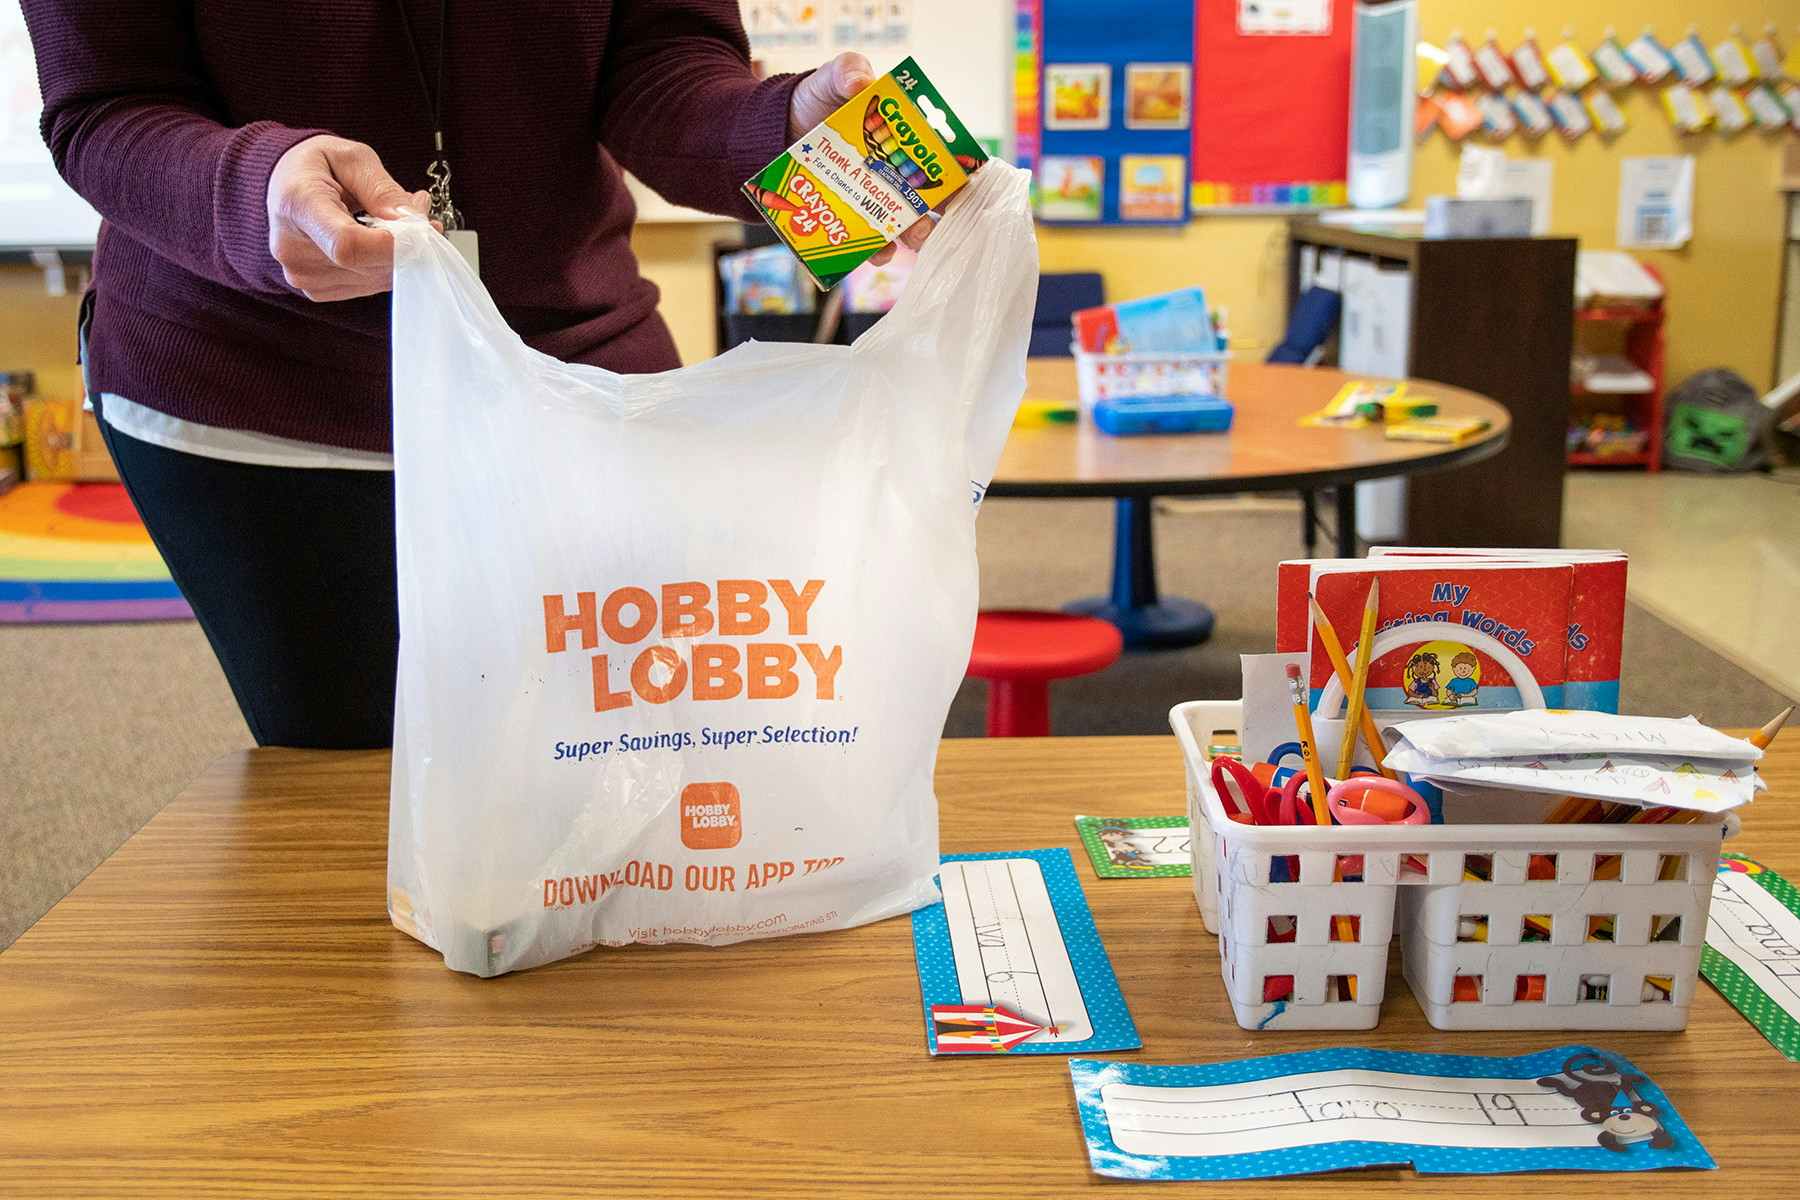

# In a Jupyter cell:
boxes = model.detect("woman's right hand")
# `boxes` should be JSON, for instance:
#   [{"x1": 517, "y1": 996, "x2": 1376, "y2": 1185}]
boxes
[{"x1": 267, "y1": 135, "x2": 431, "y2": 301}]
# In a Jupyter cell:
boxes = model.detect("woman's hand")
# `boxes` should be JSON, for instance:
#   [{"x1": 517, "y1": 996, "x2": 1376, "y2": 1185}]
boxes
[
  {"x1": 789, "y1": 51, "x2": 932, "y2": 266},
  {"x1": 266, "y1": 135, "x2": 432, "y2": 301}
]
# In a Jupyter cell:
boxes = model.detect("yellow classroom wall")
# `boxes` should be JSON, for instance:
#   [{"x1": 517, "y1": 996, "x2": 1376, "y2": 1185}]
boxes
[
  {"x1": 642, "y1": 1, "x2": 1800, "y2": 387},
  {"x1": 3, "y1": 2, "x2": 1798, "y2": 400}
]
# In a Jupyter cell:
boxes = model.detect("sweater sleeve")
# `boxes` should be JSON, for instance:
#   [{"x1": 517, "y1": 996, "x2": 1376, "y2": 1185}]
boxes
[
  {"x1": 595, "y1": 0, "x2": 803, "y2": 220},
  {"x1": 22, "y1": 0, "x2": 325, "y2": 294}
]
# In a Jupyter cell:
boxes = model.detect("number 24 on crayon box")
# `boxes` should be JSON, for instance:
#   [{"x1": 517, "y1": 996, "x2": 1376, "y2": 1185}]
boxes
[{"x1": 742, "y1": 57, "x2": 987, "y2": 291}]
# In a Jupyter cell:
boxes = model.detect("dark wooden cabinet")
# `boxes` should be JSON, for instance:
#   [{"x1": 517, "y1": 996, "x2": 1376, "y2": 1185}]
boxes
[{"x1": 1288, "y1": 221, "x2": 1576, "y2": 548}]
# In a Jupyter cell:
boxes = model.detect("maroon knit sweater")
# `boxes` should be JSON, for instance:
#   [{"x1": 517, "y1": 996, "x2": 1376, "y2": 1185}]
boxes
[{"x1": 23, "y1": 1, "x2": 801, "y2": 453}]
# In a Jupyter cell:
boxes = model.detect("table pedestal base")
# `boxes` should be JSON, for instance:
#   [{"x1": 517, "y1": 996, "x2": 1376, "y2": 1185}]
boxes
[{"x1": 1065, "y1": 497, "x2": 1215, "y2": 651}]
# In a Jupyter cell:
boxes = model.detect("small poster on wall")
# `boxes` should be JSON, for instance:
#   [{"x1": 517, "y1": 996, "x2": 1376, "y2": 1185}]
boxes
[
  {"x1": 1124, "y1": 64, "x2": 1191, "y2": 130},
  {"x1": 1617, "y1": 156, "x2": 1695, "y2": 250},
  {"x1": 1037, "y1": 155, "x2": 1105, "y2": 220},
  {"x1": 1119, "y1": 154, "x2": 1187, "y2": 219},
  {"x1": 1238, "y1": 0, "x2": 1331, "y2": 36},
  {"x1": 1044, "y1": 63, "x2": 1110, "y2": 130}
]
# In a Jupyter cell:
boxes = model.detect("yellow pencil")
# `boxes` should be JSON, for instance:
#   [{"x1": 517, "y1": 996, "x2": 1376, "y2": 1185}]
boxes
[
  {"x1": 1751, "y1": 704, "x2": 1794, "y2": 750},
  {"x1": 1283, "y1": 662, "x2": 1331, "y2": 825},
  {"x1": 1336, "y1": 580, "x2": 1382, "y2": 779},
  {"x1": 1308, "y1": 593, "x2": 1397, "y2": 780}
]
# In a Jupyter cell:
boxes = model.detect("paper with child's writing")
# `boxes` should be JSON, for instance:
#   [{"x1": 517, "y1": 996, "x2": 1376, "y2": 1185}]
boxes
[
  {"x1": 1384, "y1": 711, "x2": 1760, "y2": 812},
  {"x1": 911, "y1": 849, "x2": 1139, "y2": 1055},
  {"x1": 1075, "y1": 815, "x2": 1192, "y2": 879},
  {"x1": 1388, "y1": 710, "x2": 1760, "y2": 763},
  {"x1": 1385, "y1": 746, "x2": 1756, "y2": 812},
  {"x1": 1070, "y1": 1046, "x2": 1712, "y2": 1180},
  {"x1": 1703, "y1": 855, "x2": 1800, "y2": 1061}
]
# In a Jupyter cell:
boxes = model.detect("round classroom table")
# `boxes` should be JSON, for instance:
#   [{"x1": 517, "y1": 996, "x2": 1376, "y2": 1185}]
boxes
[{"x1": 985, "y1": 359, "x2": 1511, "y2": 649}]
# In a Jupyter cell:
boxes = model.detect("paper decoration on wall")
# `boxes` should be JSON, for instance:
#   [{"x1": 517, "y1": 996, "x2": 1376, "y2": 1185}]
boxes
[
  {"x1": 1661, "y1": 83, "x2": 1713, "y2": 134},
  {"x1": 1069, "y1": 1046, "x2": 1714, "y2": 1181},
  {"x1": 1747, "y1": 83, "x2": 1790, "y2": 131},
  {"x1": 1436, "y1": 92, "x2": 1482, "y2": 141},
  {"x1": 1124, "y1": 64, "x2": 1191, "y2": 130},
  {"x1": 1709, "y1": 85, "x2": 1751, "y2": 136},
  {"x1": 1474, "y1": 31, "x2": 1514, "y2": 90},
  {"x1": 1713, "y1": 28, "x2": 1755, "y2": 86},
  {"x1": 1191, "y1": 0, "x2": 1350, "y2": 210},
  {"x1": 1045, "y1": 63, "x2": 1110, "y2": 130},
  {"x1": 1547, "y1": 89, "x2": 1592, "y2": 140},
  {"x1": 826, "y1": 0, "x2": 909, "y2": 44},
  {"x1": 744, "y1": 0, "x2": 824, "y2": 47},
  {"x1": 1511, "y1": 89, "x2": 1554, "y2": 138},
  {"x1": 1585, "y1": 89, "x2": 1628, "y2": 137},
  {"x1": 1237, "y1": 0, "x2": 1332, "y2": 37},
  {"x1": 1752, "y1": 27, "x2": 1784, "y2": 81},
  {"x1": 1546, "y1": 33, "x2": 1596, "y2": 91},
  {"x1": 1477, "y1": 93, "x2": 1516, "y2": 140},
  {"x1": 1592, "y1": 30, "x2": 1637, "y2": 88},
  {"x1": 1415, "y1": 94, "x2": 1441, "y2": 142},
  {"x1": 1671, "y1": 30, "x2": 1716, "y2": 86},
  {"x1": 1441, "y1": 31, "x2": 1479, "y2": 90},
  {"x1": 1014, "y1": 0, "x2": 1041, "y2": 169},
  {"x1": 1118, "y1": 154, "x2": 1187, "y2": 219},
  {"x1": 1037, "y1": 155, "x2": 1104, "y2": 219},
  {"x1": 1625, "y1": 30, "x2": 1677, "y2": 84},
  {"x1": 1782, "y1": 85, "x2": 1800, "y2": 130},
  {"x1": 1618, "y1": 156, "x2": 1694, "y2": 250},
  {"x1": 1512, "y1": 30, "x2": 1550, "y2": 90}
]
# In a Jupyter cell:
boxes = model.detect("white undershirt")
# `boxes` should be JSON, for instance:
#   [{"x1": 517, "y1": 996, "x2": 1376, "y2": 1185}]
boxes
[{"x1": 98, "y1": 393, "x2": 394, "y2": 471}]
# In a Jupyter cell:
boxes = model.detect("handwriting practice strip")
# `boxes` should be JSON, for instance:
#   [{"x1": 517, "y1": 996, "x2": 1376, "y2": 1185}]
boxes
[
  {"x1": 1703, "y1": 855, "x2": 1800, "y2": 1060},
  {"x1": 1070, "y1": 1046, "x2": 1711, "y2": 1179},
  {"x1": 912, "y1": 849, "x2": 1139, "y2": 1055}
]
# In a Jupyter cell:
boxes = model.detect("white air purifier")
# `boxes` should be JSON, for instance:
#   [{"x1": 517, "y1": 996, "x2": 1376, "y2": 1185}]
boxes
[{"x1": 1348, "y1": 0, "x2": 1419, "y2": 210}]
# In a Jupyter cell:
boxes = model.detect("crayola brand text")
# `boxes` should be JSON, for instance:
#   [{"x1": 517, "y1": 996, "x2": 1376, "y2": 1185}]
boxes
[{"x1": 542, "y1": 580, "x2": 844, "y2": 713}]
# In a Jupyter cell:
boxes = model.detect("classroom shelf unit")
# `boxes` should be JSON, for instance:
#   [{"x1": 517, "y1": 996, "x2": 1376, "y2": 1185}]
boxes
[
  {"x1": 1286, "y1": 221, "x2": 1575, "y2": 549},
  {"x1": 1568, "y1": 268, "x2": 1666, "y2": 472}
]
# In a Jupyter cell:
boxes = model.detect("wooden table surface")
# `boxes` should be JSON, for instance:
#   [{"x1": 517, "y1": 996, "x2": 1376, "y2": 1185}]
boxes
[
  {"x1": 4, "y1": 736, "x2": 1796, "y2": 1198},
  {"x1": 988, "y1": 359, "x2": 1511, "y2": 497}
]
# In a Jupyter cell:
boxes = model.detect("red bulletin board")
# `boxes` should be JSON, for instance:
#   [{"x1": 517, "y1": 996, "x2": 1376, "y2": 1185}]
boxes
[{"x1": 1190, "y1": 0, "x2": 1353, "y2": 210}]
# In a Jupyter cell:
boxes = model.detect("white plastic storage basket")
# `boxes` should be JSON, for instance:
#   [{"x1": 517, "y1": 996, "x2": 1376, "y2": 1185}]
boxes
[
  {"x1": 1072, "y1": 346, "x2": 1229, "y2": 415},
  {"x1": 1171, "y1": 699, "x2": 1726, "y2": 1033}
]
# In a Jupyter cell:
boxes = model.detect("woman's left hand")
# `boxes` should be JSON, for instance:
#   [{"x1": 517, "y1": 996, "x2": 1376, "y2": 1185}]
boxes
[{"x1": 789, "y1": 51, "x2": 933, "y2": 265}]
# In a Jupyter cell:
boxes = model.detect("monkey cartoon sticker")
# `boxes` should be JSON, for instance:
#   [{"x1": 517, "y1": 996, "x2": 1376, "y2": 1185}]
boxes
[{"x1": 1536, "y1": 1051, "x2": 1676, "y2": 1152}]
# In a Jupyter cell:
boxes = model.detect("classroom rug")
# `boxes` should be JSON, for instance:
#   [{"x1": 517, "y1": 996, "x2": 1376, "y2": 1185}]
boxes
[{"x1": 0, "y1": 482, "x2": 191, "y2": 623}]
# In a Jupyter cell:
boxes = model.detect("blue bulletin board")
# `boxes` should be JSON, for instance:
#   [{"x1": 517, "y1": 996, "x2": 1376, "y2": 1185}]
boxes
[{"x1": 1029, "y1": 0, "x2": 1195, "y2": 225}]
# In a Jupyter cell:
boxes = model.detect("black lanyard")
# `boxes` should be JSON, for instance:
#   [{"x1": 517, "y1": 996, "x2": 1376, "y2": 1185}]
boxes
[{"x1": 394, "y1": 0, "x2": 462, "y2": 229}]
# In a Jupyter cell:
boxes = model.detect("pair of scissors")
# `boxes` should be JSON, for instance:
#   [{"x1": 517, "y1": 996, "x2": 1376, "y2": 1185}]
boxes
[
  {"x1": 1325, "y1": 775, "x2": 1430, "y2": 880},
  {"x1": 1210, "y1": 758, "x2": 1320, "y2": 828}
]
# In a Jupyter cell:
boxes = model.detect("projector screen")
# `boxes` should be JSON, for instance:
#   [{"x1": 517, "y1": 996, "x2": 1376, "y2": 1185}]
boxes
[{"x1": 1, "y1": 9, "x2": 101, "y2": 249}]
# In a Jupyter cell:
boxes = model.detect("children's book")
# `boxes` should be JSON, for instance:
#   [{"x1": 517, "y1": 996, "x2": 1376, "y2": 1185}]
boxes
[{"x1": 1276, "y1": 550, "x2": 1626, "y2": 714}]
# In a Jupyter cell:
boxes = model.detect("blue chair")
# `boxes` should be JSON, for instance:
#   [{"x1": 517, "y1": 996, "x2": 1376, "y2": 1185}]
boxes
[
  {"x1": 1030, "y1": 272, "x2": 1104, "y2": 357},
  {"x1": 1268, "y1": 286, "x2": 1354, "y2": 557}
]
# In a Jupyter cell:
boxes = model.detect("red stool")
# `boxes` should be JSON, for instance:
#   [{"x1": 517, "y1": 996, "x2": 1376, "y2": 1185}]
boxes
[{"x1": 966, "y1": 610, "x2": 1124, "y2": 737}]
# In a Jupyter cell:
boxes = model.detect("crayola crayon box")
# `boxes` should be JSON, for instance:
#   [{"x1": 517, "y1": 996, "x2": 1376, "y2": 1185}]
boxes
[{"x1": 742, "y1": 58, "x2": 987, "y2": 290}]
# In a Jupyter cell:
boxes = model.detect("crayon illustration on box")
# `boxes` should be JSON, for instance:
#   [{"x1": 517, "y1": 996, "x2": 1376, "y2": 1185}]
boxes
[{"x1": 743, "y1": 58, "x2": 987, "y2": 290}]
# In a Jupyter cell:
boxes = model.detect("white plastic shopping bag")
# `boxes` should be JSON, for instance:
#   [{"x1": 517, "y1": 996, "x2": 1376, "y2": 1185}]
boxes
[{"x1": 384, "y1": 162, "x2": 1038, "y2": 975}]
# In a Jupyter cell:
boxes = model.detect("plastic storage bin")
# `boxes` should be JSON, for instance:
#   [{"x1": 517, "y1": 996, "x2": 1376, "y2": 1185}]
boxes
[
  {"x1": 1171, "y1": 699, "x2": 1727, "y2": 1033},
  {"x1": 1072, "y1": 346, "x2": 1229, "y2": 416}
]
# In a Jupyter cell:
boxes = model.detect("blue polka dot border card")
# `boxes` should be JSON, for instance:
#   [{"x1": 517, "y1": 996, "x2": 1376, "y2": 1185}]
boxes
[
  {"x1": 911, "y1": 849, "x2": 1141, "y2": 1056},
  {"x1": 1069, "y1": 1045, "x2": 1714, "y2": 1179}
]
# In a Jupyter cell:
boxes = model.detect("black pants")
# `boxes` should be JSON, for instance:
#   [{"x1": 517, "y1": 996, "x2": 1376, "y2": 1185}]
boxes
[{"x1": 96, "y1": 410, "x2": 400, "y2": 749}]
